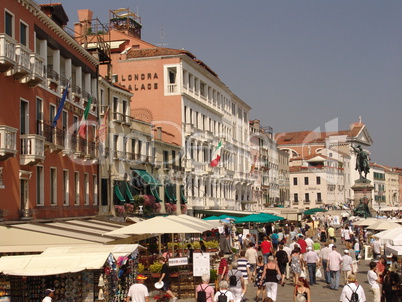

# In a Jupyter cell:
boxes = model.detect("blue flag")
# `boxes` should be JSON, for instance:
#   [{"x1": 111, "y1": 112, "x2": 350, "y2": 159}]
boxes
[{"x1": 52, "y1": 82, "x2": 69, "y2": 128}]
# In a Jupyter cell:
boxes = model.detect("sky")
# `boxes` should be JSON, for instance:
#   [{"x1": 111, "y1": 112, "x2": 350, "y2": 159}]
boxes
[{"x1": 36, "y1": 0, "x2": 402, "y2": 167}]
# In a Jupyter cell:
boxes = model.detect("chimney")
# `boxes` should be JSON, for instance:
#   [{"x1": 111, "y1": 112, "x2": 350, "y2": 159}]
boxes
[
  {"x1": 156, "y1": 127, "x2": 162, "y2": 140},
  {"x1": 74, "y1": 10, "x2": 93, "y2": 38}
]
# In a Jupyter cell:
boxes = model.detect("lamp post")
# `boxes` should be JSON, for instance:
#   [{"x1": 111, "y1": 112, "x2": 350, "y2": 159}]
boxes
[{"x1": 378, "y1": 190, "x2": 383, "y2": 216}]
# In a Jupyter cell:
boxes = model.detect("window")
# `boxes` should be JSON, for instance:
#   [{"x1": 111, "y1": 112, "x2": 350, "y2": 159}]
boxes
[
  {"x1": 36, "y1": 98, "x2": 43, "y2": 135},
  {"x1": 304, "y1": 177, "x2": 309, "y2": 185},
  {"x1": 305, "y1": 193, "x2": 310, "y2": 202},
  {"x1": 73, "y1": 115, "x2": 79, "y2": 133},
  {"x1": 93, "y1": 175, "x2": 98, "y2": 205},
  {"x1": 20, "y1": 100, "x2": 29, "y2": 135},
  {"x1": 168, "y1": 67, "x2": 176, "y2": 84},
  {"x1": 163, "y1": 150, "x2": 169, "y2": 168},
  {"x1": 50, "y1": 167, "x2": 57, "y2": 205},
  {"x1": 74, "y1": 172, "x2": 79, "y2": 205},
  {"x1": 317, "y1": 192, "x2": 322, "y2": 202},
  {"x1": 294, "y1": 193, "x2": 299, "y2": 203},
  {"x1": 20, "y1": 21, "x2": 28, "y2": 46},
  {"x1": 5, "y1": 11, "x2": 14, "y2": 37},
  {"x1": 316, "y1": 176, "x2": 321, "y2": 185},
  {"x1": 63, "y1": 170, "x2": 69, "y2": 205},
  {"x1": 36, "y1": 166, "x2": 44, "y2": 206},
  {"x1": 293, "y1": 177, "x2": 298, "y2": 185},
  {"x1": 84, "y1": 173, "x2": 89, "y2": 205}
]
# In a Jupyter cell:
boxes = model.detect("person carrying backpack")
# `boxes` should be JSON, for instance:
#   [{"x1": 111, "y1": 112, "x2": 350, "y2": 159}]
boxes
[
  {"x1": 214, "y1": 281, "x2": 234, "y2": 302},
  {"x1": 196, "y1": 274, "x2": 215, "y2": 302},
  {"x1": 339, "y1": 274, "x2": 366, "y2": 302},
  {"x1": 227, "y1": 261, "x2": 244, "y2": 302}
]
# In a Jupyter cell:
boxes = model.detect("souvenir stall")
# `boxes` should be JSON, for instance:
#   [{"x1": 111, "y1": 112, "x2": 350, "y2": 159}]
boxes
[{"x1": 0, "y1": 244, "x2": 144, "y2": 302}]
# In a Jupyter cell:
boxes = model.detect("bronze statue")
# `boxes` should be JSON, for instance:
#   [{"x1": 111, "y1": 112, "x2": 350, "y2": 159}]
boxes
[
  {"x1": 351, "y1": 145, "x2": 370, "y2": 179},
  {"x1": 353, "y1": 198, "x2": 372, "y2": 218}
]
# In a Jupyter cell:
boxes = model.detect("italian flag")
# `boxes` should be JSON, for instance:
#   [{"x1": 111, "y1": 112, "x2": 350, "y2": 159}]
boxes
[
  {"x1": 78, "y1": 97, "x2": 92, "y2": 139},
  {"x1": 210, "y1": 141, "x2": 222, "y2": 167}
]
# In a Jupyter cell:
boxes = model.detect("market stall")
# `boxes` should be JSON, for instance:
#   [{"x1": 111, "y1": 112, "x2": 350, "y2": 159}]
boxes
[{"x1": 0, "y1": 244, "x2": 144, "y2": 302}]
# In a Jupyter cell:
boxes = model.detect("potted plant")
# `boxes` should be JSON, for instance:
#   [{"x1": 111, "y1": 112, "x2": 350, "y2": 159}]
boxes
[
  {"x1": 210, "y1": 269, "x2": 218, "y2": 288},
  {"x1": 149, "y1": 261, "x2": 162, "y2": 278}
]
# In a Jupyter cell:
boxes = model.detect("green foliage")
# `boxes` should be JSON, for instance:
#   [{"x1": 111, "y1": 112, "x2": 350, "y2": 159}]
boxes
[
  {"x1": 210, "y1": 269, "x2": 217, "y2": 283},
  {"x1": 137, "y1": 263, "x2": 144, "y2": 273},
  {"x1": 149, "y1": 261, "x2": 162, "y2": 273}
]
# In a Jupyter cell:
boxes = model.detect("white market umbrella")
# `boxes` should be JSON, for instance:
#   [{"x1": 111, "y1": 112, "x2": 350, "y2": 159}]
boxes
[
  {"x1": 104, "y1": 215, "x2": 213, "y2": 236},
  {"x1": 366, "y1": 220, "x2": 402, "y2": 231},
  {"x1": 167, "y1": 214, "x2": 220, "y2": 229},
  {"x1": 352, "y1": 218, "x2": 379, "y2": 226}
]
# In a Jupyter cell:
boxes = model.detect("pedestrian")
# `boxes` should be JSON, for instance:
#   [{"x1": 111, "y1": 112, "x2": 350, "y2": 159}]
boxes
[
  {"x1": 274, "y1": 244, "x2": 288, "y2": 286},
  {"x1": 327, "y1": 245, "x2": 343, "y2": 290},
  {"x1": 290, "y1": 247, "x2": 304, "y2": 285},
  {"x1": 42, "y1": 289, "x2": 55, "y2": 302},
  {"x1": 375, "y1": 255, "x2": 387, "y2": 283},
  {"x1": 293, "y1": 277, "x2": 310, "y2": 302},
  {"x1": 370, "y1": 237, "x2": 381, "y2": 260},
  {"x1": 304, "y1": 236, "x2": 314, "y2": 249},
  {"x1": 320, "y1": 228, "x2": 327, "y2": 243},
  {"x1": 218, "y1": 251, "x2": 229, "y2": 283},
  {"x1": 245, "y1": 242, "x2": 258, "y2": 273},
  {"x1": 237, "y1": 251, "x2": 251, "y2": 299},
  {"x1": 243, "y1": 234, "x2": 251, "y2": 252},
  {"x1": 260, "y1": 236, "x2": 273, "y2": 264},
  {"x1": 367, "y1": 261, "x2": 381, "y2": 302},
  {"x1": 126, "y1": 275, "x2": 149, "y2": 302},
  {"x1": 304, "y1": 246, "x2": 320, "y2": 285},
  {"x1": 327, "y1": 226, "x2": 336, "y2": 243},
  {"x1": 158, "y1": 257, "x2": 177, "y2": 302},
  {"x1": 196, "y1": 274, "x2": 215, "y2": 302},
  {"x1": 282, "y1": 244, "x2": 292, "y2": 280},
  {"x1": 227, "y1": 261, "x2": 244, "y2": 302},
  {"x1": 260, "y1": 256, "x2": 281, "y2": 302},
  {"x1": 341, "y1": 250, "x2": 354, "y2": 285},
  {"x1": 339, "y1": 273, "x2": 366, "y2": 302},
  {"x1": 214, "y1": 280, "x2": 235, "y2": 302},
  {"x1": 271, "y1": 231, "x2": 279, "y2": 251},
  {"x1": 382, "y1": 270, "x2": 401, "y2": 302},
  {"x1": 253, "y1": 255, "x2": 265, "y2": 302},
  {"x1": 297, "y1": 235, "x2": 307, "y2": 254},
  {"x1": 187, "y1": 243, "x2": 194, "y2": 265},
  {"x1": 353, "y1": 239, "x2": 361, "y2": 260}
]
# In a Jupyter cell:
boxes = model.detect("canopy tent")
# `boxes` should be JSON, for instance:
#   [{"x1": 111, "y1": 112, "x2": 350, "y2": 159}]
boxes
[
  {"x1": 235, "y1": 213, "x2": 284, "y2": 224},
  {"x1": 104, "y1": 215, "x2": 215, "y2": 236},
  {"x1": 373, "y1": 228, "x2": 402, "y2": 245},
  {"x1": 386, "y1": 245, "x2": 402, "y2": 256},
  {"x1": 366, "y1": 220, "x2": 402, "y2": 231},
  {"x1": 304, "y1": 208, "x2": 327, "y2": 215},
  {"x1": 0, "y1": 252, "x2": 112, "y2": 276}
]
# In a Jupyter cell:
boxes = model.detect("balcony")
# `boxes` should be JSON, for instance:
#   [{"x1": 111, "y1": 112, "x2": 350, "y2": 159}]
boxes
[
  {"x1": 0, "y1": 34, "x2": 16, "y2": 72},
  {"x1": 86, "y1": 141, "x2": 97, "y2": 159},
  {"x1": 8, "y1": 44, "x2": 30, "y2": 80},
  {"x1": 167, "y1": 83, "x2": 178, "y2": 93},
  {"x1": 75, "y1": 137, "x2": 86, "y2": 158},
  {"x1": 0, "y1": 125, "x2": 17, "y2": 160},
  {"x1": 20, "y1": 134, "x2": 45, "y2": 166},
  {"x1": 112, "y1": 112, "x2": 123, "y2": 123},
  {"x1": 184, "y1": 123, "x2": 195, "y2": 136},
  {"x1": 22, "y1": 53, "x2": 45, "y2": 87}
]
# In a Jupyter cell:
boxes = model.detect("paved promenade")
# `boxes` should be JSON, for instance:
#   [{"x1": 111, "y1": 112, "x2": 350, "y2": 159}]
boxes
[{"x1": 173, "y1": 233, "x2": 374, "y2": 302}]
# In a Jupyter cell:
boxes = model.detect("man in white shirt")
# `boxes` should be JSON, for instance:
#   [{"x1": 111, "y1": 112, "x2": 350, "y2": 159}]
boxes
[
  {"x1": 327, "y1": 245, "x2": 343, "y2": 290},
  {"x1": 339, "y1": 274, "x2": 366, "y2": 302},
  {"x1": 305, "y1": 236, "x2": 314, "y2": 248},
  {"x1": 367, "y1": 261, "x2": 381, "y2": 302},
  {"x1": 42, "y1": 289, "x2": 55, "y2": 302},
  {"x1": 245, "y1": 242, "x2": 258, "y2": 273},
  {"x1": 126, "y1": 275, "x2": 150, "y2": 302},
  {"x1": 304, "y1": 246, "x2": 320, "y2": 285},
  {"x1": 371, "y1": 238, "x2": 381, "y2": 260},
  {"x1": 320, "y1": 242, "x2": 331, "y2": 284},
  {"x1": 341, "y1": 250, "x2": 354, "y2": 285},
  {"x1": 283, "y1": 244, "x2": 292, "y2": 279}
]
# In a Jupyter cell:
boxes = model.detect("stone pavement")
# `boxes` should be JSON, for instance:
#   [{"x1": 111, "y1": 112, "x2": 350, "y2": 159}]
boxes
[{"x1": 168, "y1": 234, "x2": 375, "y2": 302}]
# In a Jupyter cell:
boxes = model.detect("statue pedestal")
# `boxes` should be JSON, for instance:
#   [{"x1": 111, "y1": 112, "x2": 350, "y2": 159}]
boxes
[{"x1": 351, "y1": 179, "x2": 375, "y2": 217}]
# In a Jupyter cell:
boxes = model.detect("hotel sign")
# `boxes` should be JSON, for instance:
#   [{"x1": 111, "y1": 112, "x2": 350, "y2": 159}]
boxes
[{"x1": 117, "y1": 72, "x2": 159, "y2": 92}]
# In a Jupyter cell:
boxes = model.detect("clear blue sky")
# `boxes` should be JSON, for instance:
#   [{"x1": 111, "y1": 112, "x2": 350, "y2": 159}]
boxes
[{"x1": 37, "y1": 0, "x2": 402, "y2": 167}]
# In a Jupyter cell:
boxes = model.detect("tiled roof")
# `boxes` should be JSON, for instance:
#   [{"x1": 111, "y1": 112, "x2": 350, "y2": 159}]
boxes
[
  {"x1": 126, "y1": 47, "x2": 219, "y2": 78},
  {"x1": 275, "y1": 123, "x2": 364, "y2": 145}
]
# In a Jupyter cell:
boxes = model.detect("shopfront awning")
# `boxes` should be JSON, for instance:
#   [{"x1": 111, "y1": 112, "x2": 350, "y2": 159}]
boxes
[
  {"x1": 133, "y1": 170, "x2": 160, "y2": 186},
  {"x1": 0, "y1": 252, "x2": 112, "y2": 276},
  {"x1": 194, "y1": 209, "x2": 254, "y2": 217},
  {"x1": 115, "y1": 185, "x2": 125, "y2": 203},
  {"x1": 150, "y1": 187, "x2": 162, "y2": 202},
  {"x1": 126, "y1": 182, "x2": 135, "y2": 202}
]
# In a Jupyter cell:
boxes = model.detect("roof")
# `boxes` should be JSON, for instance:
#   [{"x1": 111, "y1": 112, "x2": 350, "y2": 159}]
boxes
[
  {"x1": 275, "y1": 123, "x2": 365, "y2": 145},
  {"x1": 126, "y1": 47, "x2": 219, "y2": 78}
]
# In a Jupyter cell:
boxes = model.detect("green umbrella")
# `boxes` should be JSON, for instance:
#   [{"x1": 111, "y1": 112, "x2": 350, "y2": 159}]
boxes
[
  {"x1": 203, "y1": 216, "x2": 220, "y2": 220},
  {"x1": 235, "y1": 213, "x2": 284, "y2": 223},
  {"x1": 304, "y1": 208, "x2": 327, "y2": 215}
]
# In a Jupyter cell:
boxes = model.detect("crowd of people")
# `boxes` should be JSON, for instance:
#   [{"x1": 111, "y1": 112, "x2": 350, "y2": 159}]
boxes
[{"x1": 122, "y1": 214, "x2": 401, "y2": 302}]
